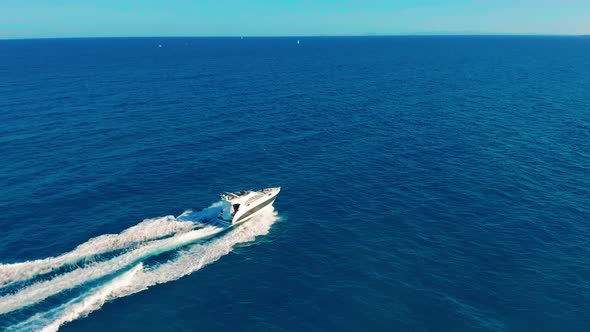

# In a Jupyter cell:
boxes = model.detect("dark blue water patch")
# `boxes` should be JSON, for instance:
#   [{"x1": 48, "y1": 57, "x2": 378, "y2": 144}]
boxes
[{"x1": 1, "y1": 36, "x2": 590, "y2": 331}]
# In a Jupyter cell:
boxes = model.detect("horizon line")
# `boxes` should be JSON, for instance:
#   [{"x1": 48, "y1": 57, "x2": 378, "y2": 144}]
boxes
[{"x1": 1, "y1": 33, "x2": 587, "y2": 41}]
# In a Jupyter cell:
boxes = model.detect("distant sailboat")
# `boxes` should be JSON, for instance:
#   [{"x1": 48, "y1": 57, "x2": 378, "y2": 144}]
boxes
[{"x1": 297, "y1": 39, "x2": 300, "y2": 45}]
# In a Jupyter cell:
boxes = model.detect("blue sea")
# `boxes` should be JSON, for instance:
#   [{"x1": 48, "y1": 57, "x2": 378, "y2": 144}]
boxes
[{"x1": 1, "y1": 36, "x2": 589, "y2": 331}]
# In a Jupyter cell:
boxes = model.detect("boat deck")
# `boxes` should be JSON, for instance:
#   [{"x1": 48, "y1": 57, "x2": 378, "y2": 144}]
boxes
[{"x1": 245, "y1": 193, "x2": 265, "y2": 205}]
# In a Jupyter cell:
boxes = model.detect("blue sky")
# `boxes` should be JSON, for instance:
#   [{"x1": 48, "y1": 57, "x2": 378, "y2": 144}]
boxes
[{"x1": 1, "y1": 0, "x2": 588, "y2": 39}]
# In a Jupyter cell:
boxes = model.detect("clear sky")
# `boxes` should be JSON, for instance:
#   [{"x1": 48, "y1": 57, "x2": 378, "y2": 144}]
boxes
[{"x1": 1, "y1": 0, "x2": 589, "y2": 39}]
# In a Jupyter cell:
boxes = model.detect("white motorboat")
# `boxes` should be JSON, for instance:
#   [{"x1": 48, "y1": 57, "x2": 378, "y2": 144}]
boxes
[{"x1": 218, "y1": 187, "x2": 280, "y2": 225}]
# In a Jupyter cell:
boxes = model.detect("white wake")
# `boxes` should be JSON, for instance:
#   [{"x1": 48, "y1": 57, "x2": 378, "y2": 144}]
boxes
[
  {"x1": 0, "y1": 216, "x2": 195, "y2": 287},
  {"x1": 0, "y1": 225, "x2": 222, "y2": 315},
  {"x1": 5, "y1": 206, "x2": 279, "y2": 332}
]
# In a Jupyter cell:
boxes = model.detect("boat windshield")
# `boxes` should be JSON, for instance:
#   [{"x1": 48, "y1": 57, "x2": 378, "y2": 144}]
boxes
[{"x1": 232, "y1": 204, "x2": 240, "y2": 216}]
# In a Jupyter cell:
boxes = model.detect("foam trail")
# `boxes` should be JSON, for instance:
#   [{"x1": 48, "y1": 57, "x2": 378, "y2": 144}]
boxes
[
  {"x1": 6, "y1": 264, "x2": 145, "y2": 332},
  {"x1": 42, "y1": 264, "x2": 145, "y2": 332},
  {"x1": 178, "y1": 201, "x2": 223, "y2": 221},
  {"x1": 8, "y1": 207, "x2": 278, "y2": 332},
  {"x1": 130, "y1": 207, "x2": 277, "y2": 290},
  {"x1": 0, "y1": 225, "x2": 223, "y2": 315},
  {"x1": 0, "y1": 215, "x2": 195, "y2": 287}
]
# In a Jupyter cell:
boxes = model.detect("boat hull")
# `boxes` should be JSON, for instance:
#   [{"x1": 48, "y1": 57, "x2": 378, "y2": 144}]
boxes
[
  {"x1": 216, "y1": 187, "x2": 280, "y2": 227},
  {"x1": 232, "y1": 196, "x2": 277, "y2": 225}
]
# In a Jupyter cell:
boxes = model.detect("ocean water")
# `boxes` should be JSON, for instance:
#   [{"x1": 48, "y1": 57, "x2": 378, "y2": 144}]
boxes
[{"x1": 0, "y1": 36, "x2": 589, "y2": 331}]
